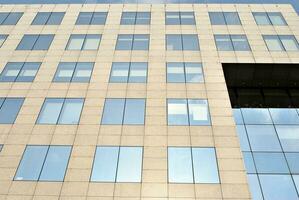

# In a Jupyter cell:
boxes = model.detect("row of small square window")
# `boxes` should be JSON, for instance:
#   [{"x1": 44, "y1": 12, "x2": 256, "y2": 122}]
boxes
[
  {"x1": 11, "y1": 145, "x2": 219, "y2": 183},
  {"x1": 0, "y1": 11, "x2": 288, "y2": 26},
  {"x1": 0, "y1": 62, "x2": 204, "y2": 83},
  {"x1": 1, "y1": 33, "x2": 298, "y2": 51},
  {"x1": 0, "y1": 97, "x2": 211, "y2": 125}
]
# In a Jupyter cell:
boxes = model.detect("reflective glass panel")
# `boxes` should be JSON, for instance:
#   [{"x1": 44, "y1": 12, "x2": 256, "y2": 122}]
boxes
[
  {"x1": 209, "y1": 12, "x2": 225, "y2": 25},
  {"x1": 0, "y1": 34, "x2": 7, "y2": 47},
  {"x1": 180, "y1": 12, "x2": 195, "y2": 25},
  {"x1": 236, "y1": 125, "x2": 251, "y2": 151},
  {"x1": 136, "y1": 12, "x2": 150, "y2": 24},
  {"x1": 224, "y1": 12, "x2": 241, "y2": 25},
  {"x1": 123, "y1": 99, "x2": 145, "y2": 125},
  {"x1": 182, "y1": 34, "x2": 199, "y2": 50},
  {"x1": 275, "y1": 125, "x2": 299, "y2": 152},
  {"x1": 0, "y1": 62, "x2": 23, "y2": 82},
  {"x1": 129, "y1": 62, "x2": 147, "y2": 83},
  {"x1": 83, "y1": 34, "x2": 101, "y2": 50},
  {"x1": 101, "y1": 98, "x2": 125, "y2": 124},
  {"x1": 167, "y1": 62, "x2": 185, "y2": 83},
  {"x1": 253, "y1": 152, "x2": 289, "y2": 173},
  {"x1": 91, "y1": 12, "x2": 107, "y2": 24},
  {"x1": 116, "y1": 34, "x2": 133, "y2": 50},
  {"x1": 33, "y1": 35, "x2": 54, "y2": 50},
  {"x1": 76, "y1": 12, "x2": 92, "y2": 24},
  {"x1": 72, "y1": 62, "x2": 94, "y2": 82},
  {"x1": 121, "y1": 12, "x2": 136, "y2": 24},
  {"x1": 166, "y1": 34, "x2": 182, "y2": 50},
  {"x1": 269, "y1": 108, "x2": 299, "y2": 124},
  {"x1": 253, "y1": 12, "x2": 271, "y2": 25},
  {"x1": 110, "y1": 62, "x2": 130, "y2": 82},
  {"x1": 215, "y1": 35, "x2": 233, "y2": 51},
  {"x1": 188, "y1": 99, "x2": 211, "y2": 125},
  {"x1": 66, "y1": 35, "x2": 84, "y2": 50},
  {"x1": 241, "y1": 108, "x2": 272, "y2": 124},
  {"x1": 247, "y1": 174, "x2": 263, "y2": 200},
  {"x1": 233, "y1": 109, "x2": 244, "y2": 125},
  {"x1": 16, "y1": 35, "x2": 38, "y2": 50},
  {"x1": 53, "y1": 62, "x2": 76, "y2": 82},
  {"x1": 243, "y1": 152, "x2": 256, "y2": 173},
  {"x1": 1, "y1": 12, "x2": 23, "y2": 25},
  {"x1": 132, "y1": 34, "x2": 149, "y2": 50},
  {"x1": 285, "y1": 153, "x2": 299, "y2": 173},
  {"x1": 268, "y1": 12, "x2": 287, "y2": 25},
  {"x1": 185, "y1": 62, "x2": 203, "y2": 83},
  {"x1": 231, "y1": 35, "x2": 250, "y2": 51},
  {"x1": 58, "y1": 98, "x2": 84, "y2": 124},
  {"x1": 37, "y1": 98, "x2": 64, "y2": 124},
  {"x1": 279, "y1": 35, "x2": 299, "y2": 51},
  {"x1": 165, "y1": 12, "x2": 180, "y2": 25},
  {"x1": 16, "y1": 62, "x2": 41, "y2": 82},
  {"x1": 0, "y1": 98, "x2": 24, "y2": 124},
  {"x1": 167, "y1": 99, "x2": 188, "y2": 125},
  {"x1": 263, "y1": 35, "x2": 284, "y2": 51}
]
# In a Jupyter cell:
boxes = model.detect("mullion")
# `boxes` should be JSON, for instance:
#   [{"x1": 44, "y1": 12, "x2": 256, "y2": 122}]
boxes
[
  {"x1": 180, "y1": 34, "x2": 184, "y2": 51},
  {"x1": 278, "y1": 35, "x2": 288, "y2": 51},
  {"x1": 1, "y1": 13, "x2": 9, "y2": 25},
  {"x1": 31, "y1": 35, "x2": 41, "y2": 50},
  {"x1": 183, "y1": 62, "x2": 187, "y2": 83},
  {"x1": 179, "y1": 12, "x2": 182, "y2": 25},
  {"x1": 229, "y1": 35, "x2": 235, "y2": 51},
  {"x1": 128, "y1": 62, "x2": 132, "y2": 83},
  {"x1": 266, "y1": 13, "x2": 273, "y2": 25},
  {"x1": 114, "y1": 146, "x2": 121, "y2": 182},
  {"x1": 186, "y1": 99, "x2": 191, "y2": 125},
  {"x1": 14, "y1": 62, "x2": 26, "y2": 81},
  {"x1": 0, "y1": 97, "x2": 5, "y2": 110},
  {"x1": 36, "y1": 145, "x2": 50, "y2": 181},
  {"x1": 222, "y1": 12, "x2": 228, "y2": 25},
  {"x1": 190, "y1": 147, "x2": 196, "y2": 183},
  {"x1": 121, "y1": 99, "x2": 128, "y2": 125},
  {"x1": 55, "y1": 98, "x2": 66, "y2": 124},
  {"x1": 134, "y1": 12, "x2": 137, "y2": 25},
  {"x1": 44, "y1": 12, "x2": 52, "y2": 25},
  {"x1": 90, "y1": 12, "x2": 95, "y2": 24},
  {"x1": 70, "y1": 63, "x2": 78, "y2": 82},
  {"x1": 131, "y1": 34, "x2": 135, "y2": 50},
  {"x1": 81, "y1": 34, "x2": 87, "y2": 50}
]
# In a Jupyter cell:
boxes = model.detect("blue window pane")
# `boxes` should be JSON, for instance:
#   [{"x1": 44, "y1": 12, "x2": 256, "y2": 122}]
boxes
[
  {"x1": 47, "y1": 12, "x2": 64, "y2": 25},
  {"x1": 53, "y1": 62, "x2": 76, "y2": 82},
  {"x1": 233, "y1": 109, "x2": 244, "y2": 125},
  {"x1": 241, "y1": 108, "x2": 272, "y2": 124},
  {"x1": 83, "y1": 34, "x2": 101, "y2": 50},
  {"x1": 180, "y1": 12, "x2": 195, "y2": 25},
  {"x1": 91, "y1": 146, "x2": 119, "y2": 182},
  {"x1": 166, "y1": 35, "x2": 182, "y2": 50},
  {"x1": 129, "y1": 62, "x2": 147, "y2": 83},
  {"x1": 236, "y1": 125, "x2": 251, "y2": 151},
  {"x1": 231, "y1": 35, "x2": 250, "y2": 51},
  {"x1": 0, "y1": 13, "x2": 8, "y2": 24},
  {"x1": 76, "y1": 12, "x2": 92, "y2": 24},
  {"x1": 66, "y1": 35, "x2": 85, "y2": 50},
  {"x1": 37, "y1": 98, "x2": 64, "y2": 124},
  {"x1": 132, "y1": 34, "x2": 149, "y2": 50},
  {"x1": 0, "y1": 34, "x2": 7, "y2": 47},
  {"x1": 188, "y1": 99, "x2": 211, "y2": 125},
  {"x1": 2, "y1": 12, "x2": 23, "y2": 25},
  {"x1": 32, "y1": 12, "x2": 50, "y2": 25},
  {"x1": 58, "y1": 99, "x2": 84, "y2": 124},
  {"x1": 243, "y1": 152, "x2": 256, "y2": 173},
  {"x1": 224, "y1": 12, "x2": 241, "y2": 25},
  {"x1": 185, "y1": 63, "x2": 203, "y2": 83},
  {"x1": 109, "y1": 62, "x2": 130, "y2": 82},
  {"x1": 33, "y1": 35, "x2": 54, "y2": 50},
  {"x1": 121, "y1": 12, "x2": 136, "y2": 24},
  {"x1": 167, "y1": 62, "x2": 185, "y2": 83},
  {"x1": 116, "y1": 147, "x2": 143, "y2": 182},
  {"x1": 253, "y1": 152, "x2": 289, "y2": 173},
  {"x1": 275, "y1": 125, "x2": 299, "y2": 152},
  {"x1": 167, "y1": 99, "x2": 188, "y2": 125},
  {"x1": 215, "y1": 35, "x2": 233, "y2": 51},
  {"x1": 14, "y1": 146, "x2": 48, "y2": 181},
  {"x1": 168, "y1": 147, "x2": 193, "y2": 183},
  {"x1": 285, "y1": 153, "x2": 299, "y2": 173},
  {"x1": 269, "y1": 108, "x2": 299, "y2": 124},
  {"x1": 294, "y1": 175, "x2": 299, "y2": 191},
  {"x1": 101, "y1": 99, "x2": 125, "y2": 124},
  {"x1": 16, "y1": 62, "x2": 40, "y2": 82},
  {"x1": 39, "y1": 146, "x2": 71, "y2": 181},
  {"x1": 0, "y1": 62, "x2": 23, "y2": 82},
  {"x1": 17, "y1": 35, "x2": 38, "y2": 50},
  {"x1": 0, "y1": 98, "x2": 24, "y2": 124},
  {"x1": 91, "y1": 12, "x2": 107, "y2": 25},
  {"x1": 136, "y1": 12, "x2": 150, "y2": 24},
  {"x1": 247, "y1": 174, "x2": 263, "y2": 200},
  {"x1": 72, "y1": 62, "x2": 94, "y2": 82},
  {"x1": 192, "y1": 148, "x2": 219, "y2": 183},
  {"x1": 279, "y1": 35, "x2": 299, "y2": 51},
  {"x1": 259, "y1": 175, "x2": 298, "y2": 200},
  {"x1": 182, "y1": 34, "x2": 199, "y2": 50},
  {"x1": 123, "y1": 99, "x2": 145, "y2": 125},
  {"x1": 263, "y1": 35, "x2": 284, "y2": 51},
  {"x1": 166, "y1": 12, "x2": 180, "y2": 25},
  {"x1": 0, "y1": 144, "x2": 3, "y2": 152},
  {"x1": 253, "y1": 12, "x2": 271, "y2": 25},
  {"x1": 116, "y1": 34, "x2": 133, "y2": 50},
  {"x1": 268, "y1": 12, "x2": 287, "y2": 25},
  {"x1": 209, "y1": 12, "x2": 225, "y2": 25},
  {"x1": 246, "y1": 125, "x2": 282, "y2": 152}
]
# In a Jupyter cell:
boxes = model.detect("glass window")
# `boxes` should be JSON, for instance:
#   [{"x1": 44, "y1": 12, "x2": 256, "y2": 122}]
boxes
[
  {"x1": 168, "y1": 147, "x2": 219, "y2": 183},
  {"x1": 293, "y1": 175, "x2": 299, "y2": 191},
  {"x1": 66, "y1": 34, "x2": 101, "y2": 50},
  {"x1": 14, "y1": 145, "x2": 71, "y2": 181},
  {"x1": 243, "y1": 152, "x2": 256, "y2": 173},
  {"x1": 253, "y1": 152, "x2": 289, "y2": 173},
  {"x1": 116, "y1": 34, "x2": 133, "y2": 50},
  {"x1": 53, "y1": 62, "x2": 94, "y2": 82},
  {"x1": 259, "y1": 175, "x2": 298, "y2": 200},
  {"x1": 209, "y1": 12, "x2": 226, "y2": 25},
  {"x1": 121, "y1": 12, "x2": 150, "y2": 25},
  {"x1": 0, "y1": 34, "x2": 7, "y2": 47},
  {"x1": 116, "y1": 34, "x2": 149, "y2": 50},
  {"x1": 0, "y1": 98, "x2": 24, "y2": 124},
  {"x1": 182, "y1": 34, "x2": 199, "y2": 50},
  {"x1": 231, "y1": 35, "x2": 251, "y2": 51},
  {"x1": 167, "y1": 62, "x2": 204, "y2": 83},
  {"x1": 132, "y1": 34, "x2": 149, "y2": 50},
  {"x1": 241, "y1": 108, "x2": 272, "y2": 124},
  {"x1": 215, "y1": 35, "x2": 250, "y2": 51},
  {"x1": 167, "y1": 99, "x2": 211, "y2": 126},
  {"x1": 253, "y1": 12, "x2": 271, "y2": 25},
  {"x1": 247, "y1": 174, "x2": 263, "y2": 200},
  {"x1": 0, "y1": 12, "x2": 23, "y2": 25},
  {"x1": 269, "y1": 108, "x2": 299, "y2": 124},
  {"x1": 32, "y1": 12, "x2": 64, "y2": 25},
  {"x1": 275, "y1": 125, "x2": 299, "y2": 152},
  {"x1": 76, "y1": 12, "x2": 107, "y2": 25},
  {"x1": 101, "y1": 98, "x2": 146, "y2": 125},
  {"x1": 16, "y1": 34, "x2": 54, "y2": 50},
  {"x1": 263, "y1": 35, "x2": 284, "y2": 51},
  {"x1": 233, "y1": 109, "x2": 244, "y2": 125},
  {"x1": 37, "y1": 98, "x2": 84, "y2": 125},
  {"x1": 236, "y1": 125, "x2": 251, "y2": 151},
  {"x1": 214, "y1": 35, "x2": 233, "y2": 51},
  {"x1": 91, "y1": 146, "x2": 143, "y2": 182},
  {"x1": 0, "y1": 144, "x2": 3, "y2": 152},
  {"x1": 0, "y1": 62, "x2": 41, "y2": 82},
  {"x1": 165, "y1": 12, "x2": 195, "y2": 25},
  {"x1": 109, "y1": 62, "x2": 147, "y2": 83},
  {"x1": 268, "y1": 12, "x2": 287, "y2": 25},
  {"x1": 246, "y1": 125, "x2": 282, "y2": 152},
  {"x1": 285, "y1": 153, "x2": 299, "y2": 173},
  {"x1": 209, "y1": 12, "x2": 241, "y2": 25},
  {"x1": 166, "y1": 34, "x2": 182, "y2": 50},
  {"x1": 166, "y1": 34, "x2": 199, "y2": 51},
  {"x1": 279, "y1": 35, "x2": 299, "y2": 51}
]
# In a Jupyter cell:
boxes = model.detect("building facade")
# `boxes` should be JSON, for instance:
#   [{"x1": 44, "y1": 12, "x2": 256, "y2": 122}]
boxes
[{"x1": 0, "y1": 1, "x2": 298, "y2": 200}]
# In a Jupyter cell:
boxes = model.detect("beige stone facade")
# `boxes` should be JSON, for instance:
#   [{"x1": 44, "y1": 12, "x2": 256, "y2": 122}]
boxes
[{"x1": 0, "y1": 3, "x2": 298, "y2": 199}]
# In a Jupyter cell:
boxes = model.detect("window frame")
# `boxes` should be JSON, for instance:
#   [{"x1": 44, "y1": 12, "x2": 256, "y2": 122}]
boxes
[
  {"x1": 120, "y1": 11, "x2": 151, "y2": 25},
  {"x1": 66, "y1": 34, "x2": 102, "y2": 50},
  {"x1": 75, "y1": 12, "x2": 107, "y2": 25},
  {"x1": 0, "y1": 12, "x2": 23, "y2": 25},
  {"x1": 166, "y1": 34, "x2": 200, "y2": 51},
  {"x1": 109, "y1": 62, "x2": 148, "y2": 83},
  {"x1": 263, "y1": 35, "x2": 299, "y2": 51},
  {"x1": 0, "y1": 97, "x2": 24, "y2": 124},
  {"x1": 165, "y1": 11, "x2": 196, "y2": 25},
  {"x1": 0, "y1": 34, "x2": 8, "y2": 48},
  {"x1": 0, "y1": 62, "x2": 41, "y2": 82},
  {"x1": 166, "y1": 62, "x2": 204, "y2": 83},
  {"x1": 31, "y1": 12, "x2": 65, "y2": 25},
  {"x1": 253, "y1": 12, "x2": 287, "y2": 26},
  {"x1": 214, "y1": 34, "x2": 251, "y2": 51},
  {"x1": 16, "y1": 34, "x2": 54, "y2": 50},
  {"x1": 115, "y1": 34, "x2": 150, "y2": 50},
  {"x1": 209, "y1": 12, "x2": 241, "y2": 25}
]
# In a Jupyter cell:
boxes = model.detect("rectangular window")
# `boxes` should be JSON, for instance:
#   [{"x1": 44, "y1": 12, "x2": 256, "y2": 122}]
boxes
[
  {"x1": 32, "y1": 12, "x2": 65, "y2": 25},
  {"x1": 76, "y1": 12, "x2": 107, "y2": 25},
  {"x1": 263, "y1": 35, "x2": 299, "y2": 51},
  {"x1": 91, "y1": 146, "x2": 143, "y2": 182},
  {"x1": 53, "y1": 62, "x2": 94, "y2": 82},
  {"x1": 0, "y1": 34, "x2": 7, "y2": 47},
  {"x1": 168, "y1": 147, "x2": 219, "y2": 183},
  {"x1": 14, "y1": 145, "x2": 71, "y2": 181},
  {"x1": 214, "y1": 34, "x2": 250, "y2": 51},
  {"x1": 0, "y1": 62, "x2": 41, "y2": 82},
  {"x1": 101, "y1": 98, "x2": 146, "y2": 125},
  {"x1": 209, "y1": 12, "x2": 241, "y2": 25},
  {"x1": 167, "y1": 62, "x2": 204, "y2": 83},
  {"x1": 167, "y1": 99, "x2": 211, "y2": 126},
  {"x1": 109, "y1": 62, "x2": 148, "y2": 83},
  {"x1": 36, "y1": 98, "x2": 84, "y2": 125},
  {"x1": 166, "y1": 34, "x2": 199, "y2": 51},
  {"x1": 121, "y1": 12, "x2": 150, "y2": 25},
  {"x1": 253, "y1": 12, "x2": 287, "y2": 25},
  {"x1": 66, "y1": 34, "x2": 101, "y2": 50},
  {"x1": 165, "y1": 12, "x2": 195, "y2": 25},
  {"x1": 0, "y1": 12, "x2": 23, "y2": 25},
  {"x1": 16, "y1": 34, "x2": 54, "y2": 50},
  {"x1": 115, "y1": 34, "x2": 149, "y2": 50},
  {"x1": 0, "y1": 98, "x2": 24, "y2": 124}
]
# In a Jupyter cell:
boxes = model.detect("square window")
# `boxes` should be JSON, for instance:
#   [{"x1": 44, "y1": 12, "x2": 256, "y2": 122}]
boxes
[{"x1": 0, "y1": 98, "x2": 24, "y2": 124}]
